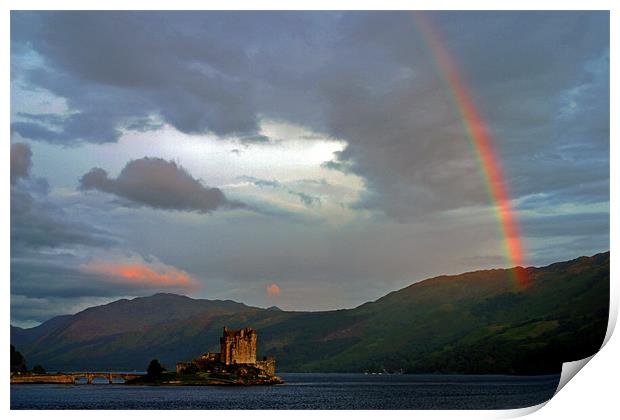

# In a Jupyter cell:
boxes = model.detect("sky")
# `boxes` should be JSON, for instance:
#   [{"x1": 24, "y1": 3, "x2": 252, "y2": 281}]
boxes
[{"x1": 10, "y1": 11, "x2": 609, "y2": 327}]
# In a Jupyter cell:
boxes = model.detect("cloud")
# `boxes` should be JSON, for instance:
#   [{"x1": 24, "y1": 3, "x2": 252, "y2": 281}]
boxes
[
  {"x1": 240, "y1": 175, "x2": 322, "y2": 207},
  {"x1": 12, "y1": 250, "x2": 200, "y2": 300},
  {"x1": 10, "y1": 143, "x2": 32, "y2": 184},
  {"x1": 12, "y1": 114, "x2": 123, "y2": 145},
  {"x1": 288, "y1": 190, "x2": 321, "y2": 207},
  {"x1": 11, "y1": 12, "x2": 609, "y2": 221},
  {"x1": 11, "y1": 188, "x2": 116, "y2": 252},
  {"x1": 266, "y1": 283, "x2": 281, "y2": 297},
  {"x1": 10, "y1": 252, "x2": 200, "y2": 325},
  {"x1": 315, "y1": 12, "x2": 608, "y2": 220},
  {"x1": 10, "y1": 145, "x2": 128, "y2": 326},
  {"x1": 521, "y1": 211, "x2": 609, "y2": 238},
  {"x1": 79, "y1": 157, "x2": 243, "y2": 213},
  {"x1": 239, "y1": 134, "x2": 271, "y2": 144},
  {"x1": 80, "y1": 256, "x2": 199, "y2": 291},
  {"x1": 321, "y1": 159, "x2": 353, "y2": 174},
  {"x1": 240, "y1": 175, "x2": 281, "y2": 188},
  {"x1": 11, "y1": 146, "x2": 117, "y2": 254},
  {"x1": 11, "y1": 11, "x2": 260, "y2": 145},
  {"x1": 9, "y1": 12, "x2": 610, "y2": 320}
]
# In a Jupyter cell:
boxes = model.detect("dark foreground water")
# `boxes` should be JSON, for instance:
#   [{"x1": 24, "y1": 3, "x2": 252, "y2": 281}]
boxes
[{"x1": 11, "y1": 373, "x2": 560, "y2": 410}]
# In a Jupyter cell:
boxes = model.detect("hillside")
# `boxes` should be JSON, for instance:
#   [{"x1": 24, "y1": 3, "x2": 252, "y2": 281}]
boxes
[{"x1": 11, "y1": 252, "x2": 609, "y2": 374}]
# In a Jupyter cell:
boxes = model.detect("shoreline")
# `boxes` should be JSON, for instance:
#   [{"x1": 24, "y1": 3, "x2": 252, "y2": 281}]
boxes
[{"x1": 11, "y1": 371, "x2": 284, "y2": 386}]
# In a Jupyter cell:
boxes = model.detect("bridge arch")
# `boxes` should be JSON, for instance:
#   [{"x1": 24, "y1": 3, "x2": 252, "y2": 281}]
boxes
[{"x1": 71, "y1": 372, "x2": 141, "y2": 384}]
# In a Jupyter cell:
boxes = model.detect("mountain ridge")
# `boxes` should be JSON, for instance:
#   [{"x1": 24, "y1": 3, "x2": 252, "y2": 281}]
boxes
[{"x1": 11, "y1": 251, "x2": 609, "y2": 374}]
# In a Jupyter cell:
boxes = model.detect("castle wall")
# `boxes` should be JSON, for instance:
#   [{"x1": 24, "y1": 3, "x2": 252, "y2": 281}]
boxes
[
  {"x1": 256, "y1": 357, "x2": 276, "y2": 375},
  {"x1": 176, "y1": 362, "x2": 191, "y2": 374},
  {"x1": 200, "y1": 352, "x2": 220, "y2": 362},
  {"x1": 220, "y1": 327, "x2": 257, "y2": 365},
  {"x1": 176, "y1": 326, "x2": 276, "y2": 377}
]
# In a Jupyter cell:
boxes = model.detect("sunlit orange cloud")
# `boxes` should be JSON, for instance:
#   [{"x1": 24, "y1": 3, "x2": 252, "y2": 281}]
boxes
[
  {"x1": 80, "y1": 259, "x2": 199, "y2": 291},
  {"x1": 266, "y1": 283, "x2": 281, "y2": 297}
]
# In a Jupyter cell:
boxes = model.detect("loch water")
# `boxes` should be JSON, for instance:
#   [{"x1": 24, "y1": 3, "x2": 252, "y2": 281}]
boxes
[{"x1": 11, "y1": 372, "x2": 560, "y2": 410}]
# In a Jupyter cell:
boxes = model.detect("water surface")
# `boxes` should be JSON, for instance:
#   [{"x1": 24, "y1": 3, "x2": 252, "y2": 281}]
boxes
[{"x1": 11, "y1": 372, "x2": 560, "y2": 410}]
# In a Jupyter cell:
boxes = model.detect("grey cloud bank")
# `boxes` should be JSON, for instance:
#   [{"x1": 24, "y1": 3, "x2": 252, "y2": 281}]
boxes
[
  {"x1": 10, "y1": 12, "x2": 609, "y2": 220},
  {"x1": 11, "y1": 144, "x2": 116, "y2": 255},
  {"x1": 10, "y1": 11, "x2": 609, "y2": 325}
]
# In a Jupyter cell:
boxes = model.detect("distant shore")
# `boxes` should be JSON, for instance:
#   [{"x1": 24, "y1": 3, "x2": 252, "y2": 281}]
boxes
[
  {"x1": 11, "y1": 372, "x2": 143, "y2": 385},
  {"x1": 127, "y1": 371, "x2": 283, "y2": 386},
  {"x1": 11, "y1": 371, "x2": 283, "y2": 386}
]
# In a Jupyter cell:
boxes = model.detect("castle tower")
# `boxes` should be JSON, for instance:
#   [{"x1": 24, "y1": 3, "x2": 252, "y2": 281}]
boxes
[{"x1": 219, "y1": 326, "x2": 257, "y2": 365}]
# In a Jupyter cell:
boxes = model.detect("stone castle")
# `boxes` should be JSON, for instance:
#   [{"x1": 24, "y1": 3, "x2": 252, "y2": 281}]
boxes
[
  {"x1": 221, "y1": 326, "x2": 257, "y2": 365},
  {"x1": 176, "y1": 326, "x2": 276, "y2": 375}
]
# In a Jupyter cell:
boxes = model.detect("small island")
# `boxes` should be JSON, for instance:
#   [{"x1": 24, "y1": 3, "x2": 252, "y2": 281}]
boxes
[
  {"x1": 128, "y1": 326, "x2": 283, "y2": 386},
  {"x1": 11, "y1": 327, "x2": 282, "y2": 386}
]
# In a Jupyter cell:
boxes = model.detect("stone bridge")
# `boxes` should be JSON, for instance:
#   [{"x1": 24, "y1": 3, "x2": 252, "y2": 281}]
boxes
[{"x1": 11, "y1": 372, "x2": 143, "y2": 384}]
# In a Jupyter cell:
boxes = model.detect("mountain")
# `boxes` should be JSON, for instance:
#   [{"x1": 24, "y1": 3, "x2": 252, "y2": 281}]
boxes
[{"x1": 11, "y1": 252, "x2": 609, "y2": 374}]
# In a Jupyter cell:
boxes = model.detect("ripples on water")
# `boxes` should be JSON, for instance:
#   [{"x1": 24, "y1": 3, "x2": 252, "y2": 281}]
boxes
[{"x1": 11, "y1": 373, "x2": 560, "y2": 410}]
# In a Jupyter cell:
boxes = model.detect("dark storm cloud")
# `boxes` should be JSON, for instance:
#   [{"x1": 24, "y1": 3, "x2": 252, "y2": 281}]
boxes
[
  {"x1": 9, "y1": 11, "x2": 609, "y2": 322},
  {"x1": 521, "y1": 212, "x2": 609, "y2": 238},
  {"x1": 12, "y1": 113, "x2": 123, "y2": 145},
  {"x1": 10, "y1": 146, "x2": 124, "y2": 323},
  {"x1": 516, "y1": 178, "x2": 610, "y2": 211},
  {"x1": 11, "y1": 255, "x2": 196, "y2": 301},
  {"x1": 312, "y1": 12, "x2": 609, "y2": 220},
  {"x1": 11, "y1": 259, "x2": 121, "y2": 299},
  {"x1": 10, "y1": 143, "x2": 32, "y2": 184},
  {"x1": 11, "y1": 188, "x2": 116, "y2": 253},
  {"x1": 10, "y1": 253, "x2": 197, "y2": 325},
  {"x1": 79, "y1": 157, "x2": 243, "y2": 213},
  {"x1": 11, "y1": 11, "x2": 609, "y2": 221},
  {"x1": 11, "y1": 144, "x2": 117, "y2": 253},
  {"x1": 11, "y1": 11, "x2": 260, "y2": 145}
]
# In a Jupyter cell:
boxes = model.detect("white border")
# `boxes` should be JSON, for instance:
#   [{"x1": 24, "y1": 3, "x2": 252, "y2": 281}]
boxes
[
  {"x1": 3, "y1": 2, "x2": 616, "y2": 419},
  {"x1": 0, "y1": 0, "x2": 617, "y2": 11}
]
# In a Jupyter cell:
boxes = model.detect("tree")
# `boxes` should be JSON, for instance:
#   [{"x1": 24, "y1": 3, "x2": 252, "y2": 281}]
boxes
[
  {"x1": 32, "y1": 365, "x2": 46, "y2": 375},
  {"x1": 10, "y1": 345, "x2": 27, "y2": 373},
  {"x1": 146, "y1": 359, "x2": 165, "y2": 379}
]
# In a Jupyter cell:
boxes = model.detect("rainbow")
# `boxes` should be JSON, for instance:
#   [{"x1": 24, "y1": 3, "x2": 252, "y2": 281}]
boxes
[{"x1": 413, "y1": 12, "x2": 528, "y2": 288}]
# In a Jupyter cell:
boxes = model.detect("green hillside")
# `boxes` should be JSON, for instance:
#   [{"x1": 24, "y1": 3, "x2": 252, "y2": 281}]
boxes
[{"x1": 11, "y1": 252, "x2": 609, "y2": 374}]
